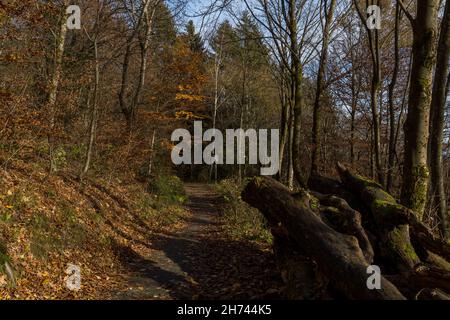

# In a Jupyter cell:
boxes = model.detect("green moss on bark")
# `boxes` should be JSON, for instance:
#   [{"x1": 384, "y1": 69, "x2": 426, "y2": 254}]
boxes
[{"x1": 401, "y1": 165, "x2": 429, "y2": 220}]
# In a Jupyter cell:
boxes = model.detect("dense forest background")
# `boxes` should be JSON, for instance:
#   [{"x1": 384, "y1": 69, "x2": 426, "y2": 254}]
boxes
[{"x1": 0, "y1": 0, "x2": 449, "y2": 300}]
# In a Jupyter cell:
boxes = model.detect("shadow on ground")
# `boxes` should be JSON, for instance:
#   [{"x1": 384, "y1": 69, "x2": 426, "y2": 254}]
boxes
[{"x1": 111, "y1": 183, "x2": 283, "y2": 300}]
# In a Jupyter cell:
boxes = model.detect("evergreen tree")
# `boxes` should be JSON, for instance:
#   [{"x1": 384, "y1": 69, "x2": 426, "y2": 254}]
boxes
[
  {"x1": 211, "y1": 20, "x2": 240, "y2": 62},
  {"x1": 185, "y1": 20, "x2": 205, "y2": 54},
  {"x1": 236, "y1": 11, "x2": 269, "y2": 69},
  {"x1": 152, "y1": 1, "x2": 177, "y2": 48}
]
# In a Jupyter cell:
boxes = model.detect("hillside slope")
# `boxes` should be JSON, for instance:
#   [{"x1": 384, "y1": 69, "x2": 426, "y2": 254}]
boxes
[{"x1": 0, "y1": 160, "x2": 190, "y2": 299}]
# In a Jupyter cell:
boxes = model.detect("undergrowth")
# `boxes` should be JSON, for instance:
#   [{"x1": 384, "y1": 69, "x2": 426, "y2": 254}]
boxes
[
  {"x1": 136, "y1": 175, "x2": 189, "y2": 228},
  {"x1": 215, "y1": 179, "x2": 272, "y2": 245}
]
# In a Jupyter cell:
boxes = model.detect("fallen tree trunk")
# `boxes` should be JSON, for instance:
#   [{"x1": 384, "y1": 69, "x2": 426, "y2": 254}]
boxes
[
  {"x1": 336, "y1": 163, "x2": 450, "y2": 265},
  {"x1": 242, "y1": 177, "x2": 405, "y2": 300},
  {"x1": 336, "y1": 163, "x2": 420, "y2": 272}
]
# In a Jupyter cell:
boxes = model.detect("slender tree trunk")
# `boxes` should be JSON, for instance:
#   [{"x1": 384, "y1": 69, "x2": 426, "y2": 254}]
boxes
[
  {"x1": 353, "y1": 0, "x2": 384, "y2": 186},
  {"x1": 369, "y1": 126, "x2": 375, "y2": 179},
  {"x1": 118, "y1": 0, "x2": 153, "y2": 129},
  {"x1": 288, "y1": 102, "x2": 295, "y2": 190},
  {"x1": 401, "y1": 0, "x2": 439, "y2": 219},
  {"x1": 428, "y1": 0, "x2": 449, "y2": 238},
  {"x1": 310, "y1": 0, "x2": 337, "y2": 178},
  {"x1": 289, "y1": 0, "x2": 306, "y2": 189},
  {"x1": 350, "y1": 103, "x2": 356, "y2": 164},
  {"x1": 119, "y1": 42, "x2": 133, "y2": 127},
  {"x1": 81, "y1": 1, "x2": 104, "y2": 178},
  {"x1": 210, "y1": 44, "x2": 222, "y2": 182},
  {"x1": 238, "y1": 106, "x2": 244, "y2": 183},
  {"x1": 238, "y1": 66, "x2": 247, "y2": 184},
  {"x1": 278, "y1": 76, "x2": 290, "y2": 182},
  {"x1": 47, "y1": 6, "x2": 68, "y2": 173},
  {"x1": 370, "y1": 40, "x2": 383, "y2": 186},
  {"x1": 82, "y1": 38, "x2": 100, "y2": 178},
  {"x1": 349, "y1": 31, "x2": 359, "y2": 166},
  {"x1": 131, "y1": 7, "x2": 155, "y2": 124},
  {"x1": 393, "y1": 54, "x2": 413, "y2": 175},
  {"x1": 147, "y1": 129, "x2": 157, "y2": 176},
  {"x1": 387, "y1": 3, "x2": 401, "y2": 193}
]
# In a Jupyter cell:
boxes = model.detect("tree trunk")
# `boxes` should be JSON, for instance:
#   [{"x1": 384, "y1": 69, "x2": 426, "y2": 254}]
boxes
[
  {"x1": 387, "y1": 3, "x2": 401, "y2": 193},
  {"x1": 278, "y1": 81, "x2": 290, "y2": 182},
  {"x1": 118, "y1": 0, "x2": 153, "y2": 129},
  {"x1": 47, "y1": 5, "x2": 68, "y2": 173},
  {"x1": 289, "y1": 0, "x2": 306, "y2": 189},
  {"x1": 118, "y1": 42, "x2": 134, "y2": 129},
  {"x1": 210, "y1": 43, "x2": 222, "y2": 182},
  {"x1": 130, "y1": 6, "x2": 155, "y2": 123},
  {"x1": 81, "y1": 37, "x2": 100, "y2": 178},
  {"x1": 350, "y1": 68, "x2": 358, "y2": 165},
  {"x1": 428, "y1": 0, "x2": 449, "y2": 238},
  {"x1": 371, "y1": 28, "x2": 383, "y2": 186},
  {"x1": 353, "y1": 0, "x2": 384, "y2": 186},
  {"x1": 310, "y1": 0, "x2": 337, "y2": 177},
  {"x1": 81, "y1": 2, "x2": 104, "y2": 178},
  {"x1": 401, "y1": 0, "x2": 439, "y2": 219},
  {"x1": 147, "y1": 129, "x2": 157, "y2": 176},
  {"x1": 288, "y1": 103, "x2": 295, "y2": 190}
]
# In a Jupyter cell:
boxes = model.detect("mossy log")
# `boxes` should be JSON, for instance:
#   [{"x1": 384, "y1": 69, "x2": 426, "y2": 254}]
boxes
[
  {"x1": 336, "y1": 163, "x2": 420, "y2": 272},
  {"x1": 242, "y1": 177, "x2": 405, "y2": 300},
  {"x1": 336, "y1": 163, "x2": 450, "y2": 266}
]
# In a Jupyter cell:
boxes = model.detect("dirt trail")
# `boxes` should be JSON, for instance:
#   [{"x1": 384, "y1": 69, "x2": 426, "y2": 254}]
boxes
[{"x1": 115, "y1": 183, "x2": 282, "y2": 300}]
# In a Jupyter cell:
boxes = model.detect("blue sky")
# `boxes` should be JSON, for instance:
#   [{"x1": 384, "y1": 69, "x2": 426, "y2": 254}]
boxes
[{"x1": 180, "y1": 0, "x2": 244, "y2": 35}]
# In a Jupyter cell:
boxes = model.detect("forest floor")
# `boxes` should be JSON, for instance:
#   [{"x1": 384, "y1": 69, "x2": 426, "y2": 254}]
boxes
[
  {"x1": 0, "y1": 157, "x2": 282, "y2": 299},
  {"x1": 113, "y1": 183, "x2": 283, "y2": 300}
]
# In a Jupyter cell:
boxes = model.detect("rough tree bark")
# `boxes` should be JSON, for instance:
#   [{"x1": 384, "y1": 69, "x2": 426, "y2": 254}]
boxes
[
  {"x1": 400, "y1": 0, "x2": 439, "y2": 218},
  {"x1": 428, "y1": 0, "x2": 449, "y2": 238}
]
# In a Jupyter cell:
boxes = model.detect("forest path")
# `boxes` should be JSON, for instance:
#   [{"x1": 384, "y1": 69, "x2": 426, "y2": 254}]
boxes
[{"x1": 114, "y1": 183, "x2": 282, "y2": 300}]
